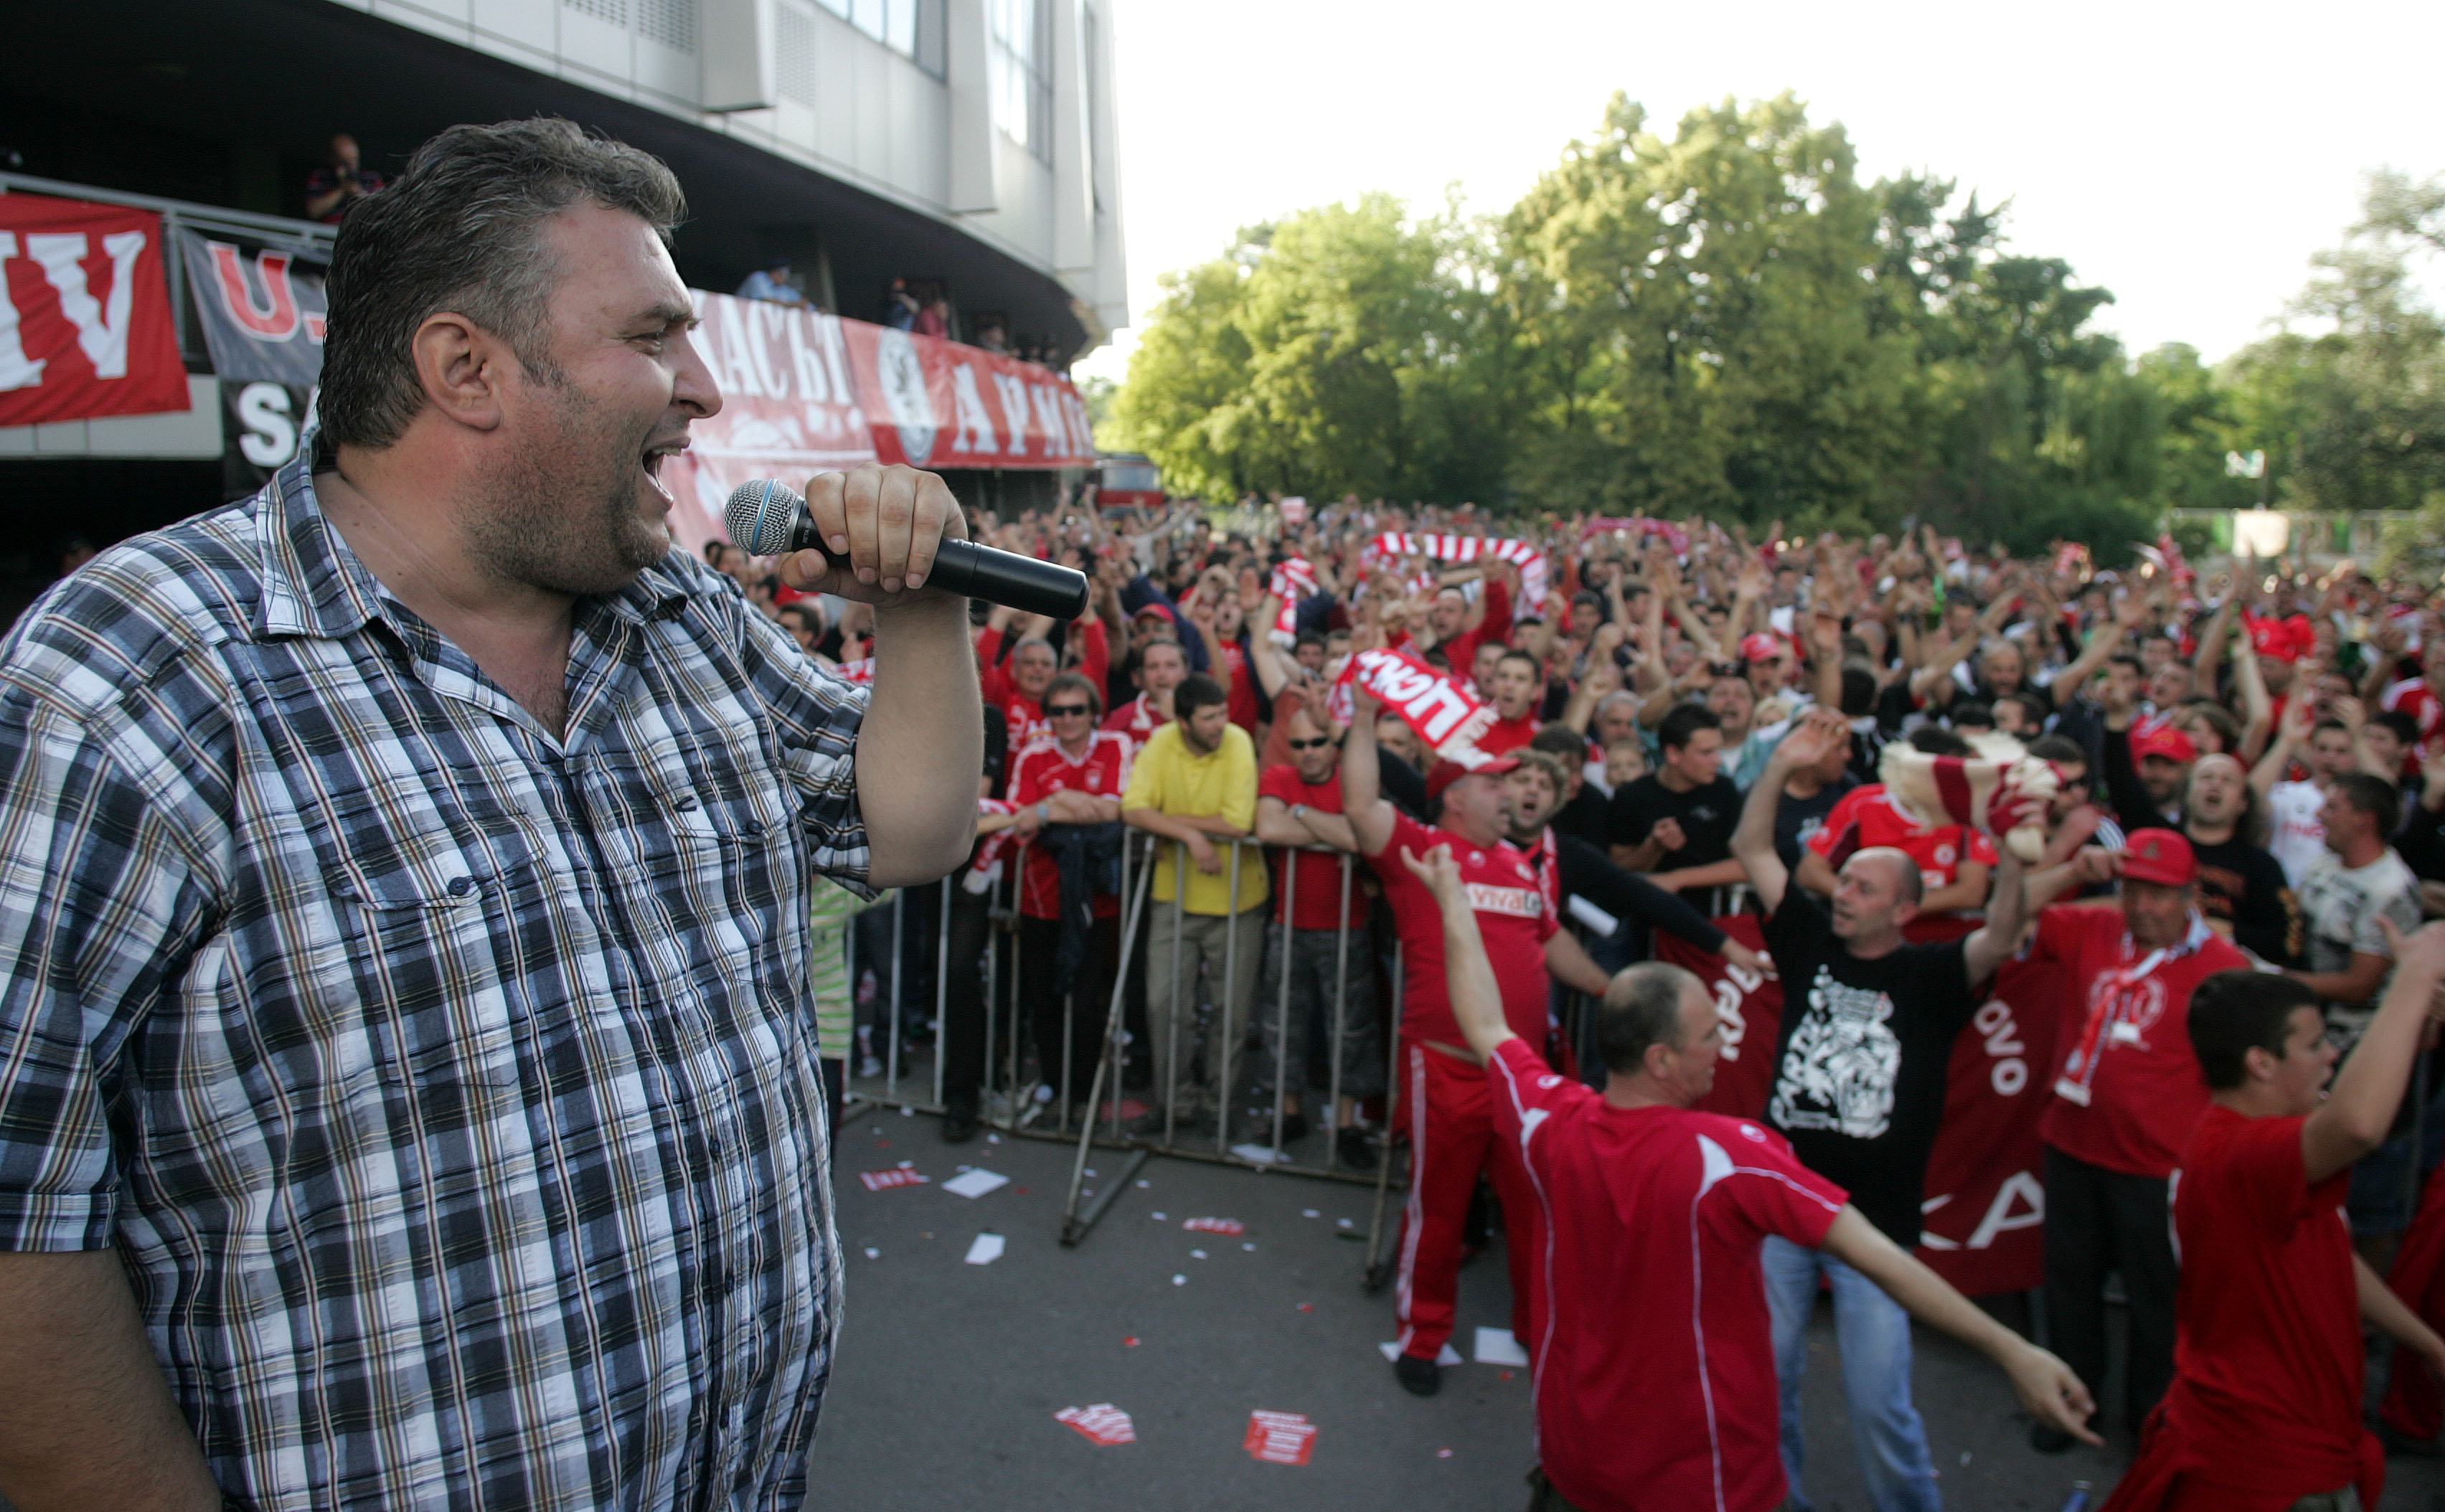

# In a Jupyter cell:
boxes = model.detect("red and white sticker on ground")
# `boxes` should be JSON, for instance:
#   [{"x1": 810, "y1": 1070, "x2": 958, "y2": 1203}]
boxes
[
  {"x1": 1245, "y1": 1410, "x2": 1316, "y2": 1465},
  {"x1": 1055, "y1": 1404, "x2": 1136, "y2": 1447},
  {"x1": 1182, "y1": 1217, "x2": 1245, "y2": 1235},
  {"x1": 857, "y1": 1167, "x2": 929, "y2": 1192}
]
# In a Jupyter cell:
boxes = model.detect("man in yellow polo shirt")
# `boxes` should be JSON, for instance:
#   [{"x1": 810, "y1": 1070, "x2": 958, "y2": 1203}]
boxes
[{"x1": 1123, "y1": 673, "x2": 1268, "y2": 1135}]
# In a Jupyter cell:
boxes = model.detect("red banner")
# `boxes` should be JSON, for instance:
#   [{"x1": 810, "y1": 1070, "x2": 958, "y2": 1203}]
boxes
[
  {"x1": 663, "y1": 290, "x2": 880, "y2": 554},
  {"x1": 657, "y1": 291, "x2": 1096, "y2": 557},
  {"x1": 838, "y1": 318, "x2": 1095, "y2": 471},
  {"x1": 0, "y1": 194, "x2": 189, "y2": 427},
  {"x1": 1657, "y1": 920, "x2": 2068, "y2": 1295}
]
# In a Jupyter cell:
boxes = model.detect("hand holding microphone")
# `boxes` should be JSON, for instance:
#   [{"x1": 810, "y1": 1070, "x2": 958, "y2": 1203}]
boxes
[{"x1": 725, "y1": 468, "x2": 1088, "y2": 622}]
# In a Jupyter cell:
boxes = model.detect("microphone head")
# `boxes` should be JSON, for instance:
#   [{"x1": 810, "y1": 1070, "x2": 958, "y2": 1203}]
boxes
[{"x1": 724, "y1": 478, "x2": 804, "y2": 557}]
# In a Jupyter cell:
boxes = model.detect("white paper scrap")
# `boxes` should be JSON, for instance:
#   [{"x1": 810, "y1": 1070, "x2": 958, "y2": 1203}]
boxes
[
  {"x1": 942, "y1": 1168, "x2": 1010, "y2": 1199},
  {"x1": 1189, "y1": 1249, "x2": 1207, "y2": 1260},
  {"x1": 1473, "y1": 1327, "x2": 1530, "y2": 1366},
  {"x1": 964, "y1": 1232, "x2": 1007, "y2": 1265},
  {"x1": 1172, "y1": 1274, "x2": 1187, "y2": 1286},
  {"x1": 1230, "y1": 1143, "x2": 1283, "y2": 1163}
]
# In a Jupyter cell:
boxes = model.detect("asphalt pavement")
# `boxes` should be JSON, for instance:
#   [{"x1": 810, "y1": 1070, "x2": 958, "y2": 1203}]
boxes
[{"x1": 809, "y1": 1107, "x2": 2445, "y2": 1511}]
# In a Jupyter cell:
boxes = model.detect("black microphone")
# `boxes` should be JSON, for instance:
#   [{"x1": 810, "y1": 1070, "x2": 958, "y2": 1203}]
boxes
[{"x1": 723, "y1": 478, "x2": 1089, "y2": 622}]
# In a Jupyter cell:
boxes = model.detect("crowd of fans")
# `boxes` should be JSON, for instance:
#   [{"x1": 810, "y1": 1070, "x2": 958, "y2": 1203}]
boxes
[{"x1": 715, "y1": 493, "x2": 2445, "y2": 1496}]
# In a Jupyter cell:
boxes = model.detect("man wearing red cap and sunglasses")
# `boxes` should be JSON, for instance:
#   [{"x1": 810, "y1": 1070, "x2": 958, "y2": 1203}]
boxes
[
  {"x1": 2021, "y1": 828, "x2": 2251, "y2": 1450},
  {"x1": 1343, "y1": 686, "x2": 1614, "y2": 1399}
]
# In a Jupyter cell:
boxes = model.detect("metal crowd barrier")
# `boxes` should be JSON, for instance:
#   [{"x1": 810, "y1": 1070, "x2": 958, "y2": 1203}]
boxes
[{"x1": 835, "y1": 830, "x2": 1410, "y2": 1257}]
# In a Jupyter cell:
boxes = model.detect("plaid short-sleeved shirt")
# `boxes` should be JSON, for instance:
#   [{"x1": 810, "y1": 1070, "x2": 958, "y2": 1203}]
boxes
[{"x1": 0, "y1": 458, "x2": 870, "y2": 1508}]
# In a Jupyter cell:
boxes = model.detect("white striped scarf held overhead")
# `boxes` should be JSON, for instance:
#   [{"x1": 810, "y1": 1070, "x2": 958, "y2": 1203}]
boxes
[{"x1": 1366, "y1": 533, "x2": 1549, "y2": 606}]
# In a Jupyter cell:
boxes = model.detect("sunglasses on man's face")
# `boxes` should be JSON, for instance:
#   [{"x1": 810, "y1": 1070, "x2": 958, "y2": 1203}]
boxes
[
  {"x1": 1287, "y1": 735, "x2": 1334, "y2": 751},
  {"x1": 1046, "y1": 704, "x2": 1093, "y2": 718}
]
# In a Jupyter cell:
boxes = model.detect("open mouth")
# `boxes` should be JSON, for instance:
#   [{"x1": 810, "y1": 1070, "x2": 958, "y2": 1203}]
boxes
[{"x1": 639, "y1": 439, "x2": 687, "y2": 504}]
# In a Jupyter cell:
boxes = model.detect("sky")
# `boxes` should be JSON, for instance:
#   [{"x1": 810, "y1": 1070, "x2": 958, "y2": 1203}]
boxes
[{"x1": 1073, "y1": 0, "x2": 2443, "y2": 384}]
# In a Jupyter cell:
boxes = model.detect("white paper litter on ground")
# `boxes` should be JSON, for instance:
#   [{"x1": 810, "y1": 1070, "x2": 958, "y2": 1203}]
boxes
[
  {"x1": 1230, "y1": 1143, "x2": 1284, "y2": 1163},
  {"x1": 964, "y1": 1232, "x2": 1006, "y2": 1265},
  {"x1": 1378, "y1": 1341, "x2": 1464, "y2": 1366},
  {"x1": 1189, "y1": 1249, "x2": 1207, "y2": 1260},
  {"x1": 1473, "y1": 1327, "x2": 1530, "y2": 1366},
  {"x1": 862, "y1": 1247, "x2": 880, "y2": 1259},
  {"x1": 941, "y1": 1168, "x2": 1010, "y2": 1199},
  {"x1": 1172, "y1": 1274, "x2": 1187, "y2": 1286}
]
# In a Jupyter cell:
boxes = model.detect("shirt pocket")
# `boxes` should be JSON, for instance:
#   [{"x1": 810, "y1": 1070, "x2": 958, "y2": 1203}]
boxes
[{"x1": 321, "y1": 825, "x2": 532, "y2": 1102}]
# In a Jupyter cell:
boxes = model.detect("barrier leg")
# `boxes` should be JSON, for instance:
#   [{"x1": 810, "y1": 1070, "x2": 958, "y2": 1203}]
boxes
[
  {"x1": 1327, "y1": 854, "x2": 1355, "y2": 1167},
  {"x1": 1060, "y1": 859, "x2": 1156, "y2": 1247},
  {"x1": 885, "y1": 889, "x2": 905, "y2": 1099},
  {"x1": 1269, "y1": 852, "x2": 1296, "y2": 1161},
  {"x1": 934, "y1": 874, "x2": 950, "y2": 1110},
  {"x1": 1363, "y1": 942, "x2": 1403, "y2": 1293},
  {"x1": 1164, "y1": 872, "x2": 1184, "y2": 1150},
  {"x1": 1217, "y1": 843, "x2": 1243, "y2": 1160}
]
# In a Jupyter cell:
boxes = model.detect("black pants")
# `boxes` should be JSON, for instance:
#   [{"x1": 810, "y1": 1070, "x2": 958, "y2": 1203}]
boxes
[
  {"x1": 1019, "y1": 913, "x2": 1119, "y2": 1104},
  {"x1": 936, "y1": 882, "x2": 996, "y2": 1113},
  {"x1": 2042, "y1": 1145, "x2": 2178, "y2": 1433}
]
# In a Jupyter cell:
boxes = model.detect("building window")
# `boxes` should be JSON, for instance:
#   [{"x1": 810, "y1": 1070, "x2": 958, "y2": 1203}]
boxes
[
  {"x1": 988, "y1": 0, "x2": 1053, "y2": 163},
  {"x1": 813, "y1": 0, "x2": 946, "y2": 78}
]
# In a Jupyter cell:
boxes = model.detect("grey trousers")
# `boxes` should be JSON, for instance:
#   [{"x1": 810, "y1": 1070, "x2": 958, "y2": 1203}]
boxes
[
  {"x1": 1143, "y1": 903, "x2": 1265, "y2": 1114},
  {"x1": 1249, "y1": 919, "x2": 1383, "y2": 1104}
]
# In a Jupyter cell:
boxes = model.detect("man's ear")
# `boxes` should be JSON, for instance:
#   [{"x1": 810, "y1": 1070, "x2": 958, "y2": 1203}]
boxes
[{"x1": 409, "y1": 312, "x2": 514, "y2": 433}]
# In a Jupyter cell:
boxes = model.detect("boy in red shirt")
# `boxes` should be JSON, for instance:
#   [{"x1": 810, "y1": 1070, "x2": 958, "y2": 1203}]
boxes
[
  {"x1": 1398, "y1": 841, "x2": 2093, "y2": 1512},
  {"x1": 2102, "y1": 920, "x2": 2445, "y2": 1512}
]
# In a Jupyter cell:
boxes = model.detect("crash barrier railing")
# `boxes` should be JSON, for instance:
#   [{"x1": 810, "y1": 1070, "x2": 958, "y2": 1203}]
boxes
[{"x1": 837, "y1": 831, "x2": 1409, "y2": 1257}]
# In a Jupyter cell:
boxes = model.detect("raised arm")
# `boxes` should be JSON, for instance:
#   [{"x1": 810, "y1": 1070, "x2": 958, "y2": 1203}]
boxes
[
  {"x1": 1734, "y1": 710, "x2": 1849, "y2": 917},
  {"x1": 1961, "y1": 848, "x2": 2027, "y2": 985},
  {"x1": 1339, "y1": 687, "x2": 1398, "y2": 857},
  {"x1": 2251, "y1": 688, "x2": 2313, "y2": 796},
  {"x1": 2303, "y1": 919, "x2": 2445, "y2": 1183},
  {"x1": 1398, "y1": 842, "x2": 1515, "y2": 1062}
]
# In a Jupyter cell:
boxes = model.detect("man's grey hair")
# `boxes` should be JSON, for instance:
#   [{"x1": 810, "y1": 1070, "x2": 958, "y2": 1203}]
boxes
[{"x1": 319, "y1": 118, "x2": 687, "y2": 450}]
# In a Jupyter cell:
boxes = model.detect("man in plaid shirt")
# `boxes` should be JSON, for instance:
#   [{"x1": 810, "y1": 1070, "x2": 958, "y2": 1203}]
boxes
[{"x1": 0, "y1": 121, "x2": 980, "y2": 1511}]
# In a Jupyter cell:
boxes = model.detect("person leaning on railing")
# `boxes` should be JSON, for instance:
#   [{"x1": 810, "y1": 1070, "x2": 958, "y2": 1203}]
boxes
[
  {"x1": 1248, "y1": 699, "x2": 1382, "y2": 1166},
  {"x1": 1119, "y1": 673, "x2": 1267, "y2": 1135}
]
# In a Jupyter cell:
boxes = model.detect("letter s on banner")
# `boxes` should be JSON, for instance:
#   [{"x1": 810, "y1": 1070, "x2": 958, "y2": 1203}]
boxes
[{"x1": 235, "y1": 382, "x2": 296, "y2": 467}]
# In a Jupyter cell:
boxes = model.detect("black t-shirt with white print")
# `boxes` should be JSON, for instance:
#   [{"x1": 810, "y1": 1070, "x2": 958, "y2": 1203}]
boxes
[{"x1": 1763, "y1": 887, "x2": 1981, "y2": 1246}]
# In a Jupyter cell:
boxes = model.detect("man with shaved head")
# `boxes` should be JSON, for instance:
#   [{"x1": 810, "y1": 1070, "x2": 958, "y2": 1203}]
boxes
[{"x1": 1732, "y1": 710, "x2": 2032, "y2": 1509}]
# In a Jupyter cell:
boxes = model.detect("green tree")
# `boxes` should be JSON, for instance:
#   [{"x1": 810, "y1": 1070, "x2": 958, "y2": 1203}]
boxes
[
  {"x1": 2226, "y1": 169, "x2": 2445, "y2": 519},
  {"x1": 1113, "y1": 195, "x2": 1485, "y2": 501}
]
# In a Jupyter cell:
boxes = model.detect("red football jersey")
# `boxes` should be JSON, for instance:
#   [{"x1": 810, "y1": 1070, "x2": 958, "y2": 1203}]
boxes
[
  {"x1": 1006, "y1": 731, "x2": 1134, "y2": 920},
  {"x1": 2035, "y1": 907, "x2": 2248, "y2": 1179},
  {"x1": 1488, "y1": 1039, "x2": 1847, "y2": 1512},
  {"x1": 2153, "y1": 1106, "x2": 2365, "y2": 1502},
  {"x1": 1258, "y1": 765, "x2": 1363, "y2": 930},
  {"x1": 1371, "y1": 811, "x2": 1555, "y2": 1048}
]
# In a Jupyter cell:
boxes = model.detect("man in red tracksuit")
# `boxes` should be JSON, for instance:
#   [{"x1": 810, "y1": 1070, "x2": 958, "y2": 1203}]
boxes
[{"x1": 1344, "y1": 686, "x2": 1613, "y2": 1397}]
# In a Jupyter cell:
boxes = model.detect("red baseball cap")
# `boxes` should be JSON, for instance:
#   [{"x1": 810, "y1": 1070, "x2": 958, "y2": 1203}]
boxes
[
  {"x1": 2247, "y1": 615, "x2": 2302, "y2": 663},
  {"x1": 1426, "y1": 755, "x2": 1521, "y2": 800},
  {"x1": 2120, "y1": 828, "x2": 2198, "y2": 887},
  {"x1": 2129, "y1": 724, "x2": 2198, "y2": 766},
  {"x1": 1739, "y1": 633, "x2": 1783, "y2": 663}
]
